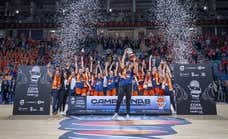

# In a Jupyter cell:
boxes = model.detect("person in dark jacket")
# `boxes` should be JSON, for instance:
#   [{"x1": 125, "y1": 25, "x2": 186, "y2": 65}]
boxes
[
  {"x1": 58, "y1": 70, "x2": 69, "y2": 115},
  {"x1": 1, "y1": 75, "x2": 9, "y2": 104}
]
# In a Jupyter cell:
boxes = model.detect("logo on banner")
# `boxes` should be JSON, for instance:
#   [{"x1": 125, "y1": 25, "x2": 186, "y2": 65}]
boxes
[
  {"x1": 29, "y1": 66, "x2": 41, "y2": 83},
  {"x1": 71, "y1": 97, "x2": 76, "y2": 104},
  {"x1": 19, "y1": 100, "x2": 25, "y2": 106},
  {"x1": 179, "y1": 66, "x2": 185, "y2": 71},
  {"x1": 156, "y1": 97, "x2": 166, "y2": 109},
  {"x1": 197, "y1": 66, "x2": 205, "y2": 70}
]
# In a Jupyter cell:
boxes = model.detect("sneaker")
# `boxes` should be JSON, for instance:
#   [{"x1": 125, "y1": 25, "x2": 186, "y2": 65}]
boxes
[
  {"x1": 172, "y1": 110, "x2": 177, "y2": 114},
  {"x1": 126, "y1": 114, "x2": 130, "y2": 120},
  {"x1": 112, "y1": 113, "x2": 119, "y2": 120},
  {"x1": 60, "y1": 111, "x2": 65, "y2": 115},
  {"x1": 52, "y1": 111, "x2": 58, "y2": 115}
]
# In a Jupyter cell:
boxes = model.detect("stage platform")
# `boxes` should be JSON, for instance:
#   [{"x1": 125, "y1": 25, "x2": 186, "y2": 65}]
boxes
[{"x1": 0, "y1": 103, "x2": 228, "y2": 139}]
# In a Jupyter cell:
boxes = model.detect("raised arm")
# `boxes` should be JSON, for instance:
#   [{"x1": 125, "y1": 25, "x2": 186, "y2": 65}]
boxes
[
  {"x1": 114, "y1": 62, "x2": 118, "y2": 76},
  {"x1": 105, "y1": 62, "x2": 109, "y2": 76},
  {"x1": 142, "y1": 60, "x2": 146, "y2": 75},
  {"x1": 149, "y1": 55, "x2": 152, "y2": 71},
  {"x1": 120, "y1": 49, "x2": 127, "y2": 69},
  {"x1": 47, "y1": 63, "x2": 53, "y2": 78},
  {"x1": 74, "y1": 56, "x2": 78, "y2": 73},
  {"x1": 165, "y1": 64, "x2": 172, "y2": 78},
  {"x1": 133, "y1": 57, "x2": 138, "y2": 74},
  {"x1": 95, "y1": 64, "x2": 98, "y2": 77},
  {"x1": 98, "y1": 61, "x2": 103, "y2": 76},
  {"x1": 81, "y1": 56, "x2": 84, "y2": 71},
  {"x1": 109, "y1": 62, "x2": 114, "y2": 72},
  {"x1": 90, "y1": 56, "x2": 93, "y2": 73}
]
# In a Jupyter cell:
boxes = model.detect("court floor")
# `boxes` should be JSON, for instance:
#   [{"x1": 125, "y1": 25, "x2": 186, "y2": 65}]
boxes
[{"x1": 0, "y1": 103, "x2": 228, "y2": 139}]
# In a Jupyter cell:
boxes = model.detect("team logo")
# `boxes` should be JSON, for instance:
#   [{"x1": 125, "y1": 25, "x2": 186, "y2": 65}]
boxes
[
  {"x1": 29, "y1": 66, "x2": 41, "y2": 83},
  {"x1": 156, "y1": 97, "x2": 166, "y2": 109},
  {"x1": 179, "y1": 66, "x2": 185, "y2": 71},
  {"x1": 59, "y1": 116, "x2": 191, "y2": 139},
  {"x1": 197, "y1": 66, "x2": 205, "y2": 70},
  {"x1": 71, "y1": 97, "x2": 76, "y2": 105},
  {"x1": 37, "y1": 100, "x2": 44, "y2": 105},
  {"x1": 19, "y1": 100, "x2": 25, "y2": 106}
]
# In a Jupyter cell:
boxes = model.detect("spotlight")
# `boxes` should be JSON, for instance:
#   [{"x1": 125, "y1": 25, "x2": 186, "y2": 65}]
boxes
[
  {"x1": 15, "y1": 10, "x2": 20, "y2": 14},
  {"x1": 109, "y1": 9, "x2": 112, "y2": 12},
  {"x1": 203, "y1": 6, "x2": 207, "y2": 10},
  {"x1": 189, "y1": 28, "x2": 194, "y2": 31}
]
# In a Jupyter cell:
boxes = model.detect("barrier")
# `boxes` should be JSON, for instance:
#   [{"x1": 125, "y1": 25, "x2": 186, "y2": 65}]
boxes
[{"x1": 68, "y1": 96, "x2": 171, "y2": 115}]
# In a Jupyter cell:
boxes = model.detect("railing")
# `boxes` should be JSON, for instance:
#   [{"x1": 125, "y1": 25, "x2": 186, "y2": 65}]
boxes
[{"x1": 0, "y1": 19, "x2": 227, "y2": 29}]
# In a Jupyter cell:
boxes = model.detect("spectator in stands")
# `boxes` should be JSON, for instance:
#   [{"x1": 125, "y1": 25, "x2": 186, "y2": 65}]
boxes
[
  {"x1": 0, "y1": 74, "x2": 2, "y2": 104},
  {"x1": 191, "y1": 49, "x2": 198, "y2": 64},
  {"x1": 224, "y1": 81, "x2": 228, "y2": 103}
]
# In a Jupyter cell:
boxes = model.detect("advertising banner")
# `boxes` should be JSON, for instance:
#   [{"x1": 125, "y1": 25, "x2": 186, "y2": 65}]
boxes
[
  {"x1": 174, "y1": 64, "x2": 217, "y2": 115},
  {"x1": 13, "y1": 66, "x2": 51, "y2": 115},
  {"x1": 68, "y1": 96, "x2": 171, "y2": 115}
]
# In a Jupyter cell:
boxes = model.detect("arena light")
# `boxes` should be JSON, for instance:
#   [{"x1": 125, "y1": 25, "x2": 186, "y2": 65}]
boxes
[
  {"x1": 203, "y1": 6, "x2": 207, "y2": 10},
  {"x1": 189, "y1": 28, "x2": 194, "y2": 31},
  {"x1": 15, "y1": 10, "x2": 20, "y2": 14}
]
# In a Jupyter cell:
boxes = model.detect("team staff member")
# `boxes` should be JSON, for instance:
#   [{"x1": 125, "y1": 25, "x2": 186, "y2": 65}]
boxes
[
  {"x1": 47, "y1": 63, "x2": 61, "y2": 115},
  {"x1": 112, "y1": 49, "x2": 134, "y2": 120},
  {"x1": 1, "y1": 75, "x2": 9, "y2": 104},
  {"x1": 67, "y1": 70, "x2": 76, "y2": 96},
  {"x1": 58, "y1": 70, "x2": 69, "y2": 115}
]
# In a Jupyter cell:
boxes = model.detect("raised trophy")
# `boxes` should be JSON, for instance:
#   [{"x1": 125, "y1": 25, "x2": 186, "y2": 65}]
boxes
[{"x1": 125, "y1": 48, "x2": 136, "y2": 61}]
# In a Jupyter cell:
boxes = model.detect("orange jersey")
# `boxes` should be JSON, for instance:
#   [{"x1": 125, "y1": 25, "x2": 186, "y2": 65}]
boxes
[
  {"x1": 153, "y1": 72, "x2": 159, "y2": 85},
  {"x1": 52, "y1": 75, "x2": 61, "y2": 89},
  {"x1": 137, "y1": 71, "x2": 144, "y2": 82}
]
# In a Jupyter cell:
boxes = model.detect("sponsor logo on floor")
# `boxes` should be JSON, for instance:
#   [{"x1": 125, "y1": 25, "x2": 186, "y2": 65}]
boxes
[{"x1": 59, "y1": 116, "x2": 191, "y2": 139}]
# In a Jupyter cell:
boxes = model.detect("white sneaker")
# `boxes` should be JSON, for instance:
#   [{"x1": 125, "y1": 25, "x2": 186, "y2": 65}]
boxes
[
  {"x1": 60, "y1": 111, "x2": 65, "y2": 115},
  {"x1": 112, "y1": 113, "x2": 119, "y2": 120},
  {"x1": 126, "y1": 114, "x2": 130, "y2": 120},
  {"x1": 172, "y1": 110, "x2": 177, "y2": 114}
]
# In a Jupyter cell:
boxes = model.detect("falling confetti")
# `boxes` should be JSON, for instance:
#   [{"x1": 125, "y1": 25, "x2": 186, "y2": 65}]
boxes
[
  {"x1": 156, "y1": 0, "x2": 198, "y2": 63},
  {"x1": 56, "y1": 0, "x2": 104, "y2": 66}
]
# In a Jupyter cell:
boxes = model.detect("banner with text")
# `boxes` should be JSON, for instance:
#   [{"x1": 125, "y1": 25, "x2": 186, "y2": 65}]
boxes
[
  {"x1": 174, "y1": 64, "x2": 217, "y2": 115},
  {"x1": 68, "y1": 96, "x2": 171, "y2": 115},
  {"x1": 13, "y1": 66, "x2": 51, "y2": 115}
]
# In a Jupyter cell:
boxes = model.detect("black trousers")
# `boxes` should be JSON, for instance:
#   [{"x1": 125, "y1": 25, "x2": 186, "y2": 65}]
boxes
[
  {"x1": 2, "y1": 90, "x2": 9, "y2": 104},
  {"x1": 115, "y1": 84, "x2": 132, "y2": 114},
  {"x1": 51, "y1": 89, "x2": 59, "y2": 113},
  {"x1": 58, "y1": 89, "x2": 68, "y2": 112},
  {"x1": 165, "y1": 91, "x2": 176, "y2": 110}
]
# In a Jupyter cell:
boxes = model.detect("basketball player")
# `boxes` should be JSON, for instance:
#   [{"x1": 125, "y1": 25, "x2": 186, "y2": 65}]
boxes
[{"x1": 112, "y1": 49, "x2": 134, "y2": 120}]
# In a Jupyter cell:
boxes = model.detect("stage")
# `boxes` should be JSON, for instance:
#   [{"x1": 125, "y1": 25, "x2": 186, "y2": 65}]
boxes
[{"x1": 0, "y1": 103, "x2": 228, "y2": 139}]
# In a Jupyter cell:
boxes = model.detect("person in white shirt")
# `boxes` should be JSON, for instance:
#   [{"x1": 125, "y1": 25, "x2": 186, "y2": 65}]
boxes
[{"x1": 68, "y1": 70, "x2": 76, "y2": 96}]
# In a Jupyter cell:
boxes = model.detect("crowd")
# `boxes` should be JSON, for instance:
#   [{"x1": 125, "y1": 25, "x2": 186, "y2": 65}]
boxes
[
  {"x1": 0, "y1": 36, "x2": 56, "y2": 104},
  {"x1": 193, "y1": 32, "x2": 228, "y2": 73},
  {"x1": 0, "y1": 31, "x2": 228, "y2": 108}
]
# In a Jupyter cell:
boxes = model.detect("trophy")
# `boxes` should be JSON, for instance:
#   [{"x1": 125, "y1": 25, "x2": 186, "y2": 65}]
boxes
[{"x1": 125, "y1": 48, "x2": 136, "y2": 61}]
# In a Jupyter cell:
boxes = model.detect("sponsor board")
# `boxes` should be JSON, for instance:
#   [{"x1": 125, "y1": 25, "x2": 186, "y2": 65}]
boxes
[
  {"x1": 68, "y1": 96, "x2": 171, "y2": 115},
  {"x1": 174, "y1": 64, "x2": 217, "y2": 115},
  {"x1": 13, "y1": 66, "x2": 51, "y2": 115}
]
